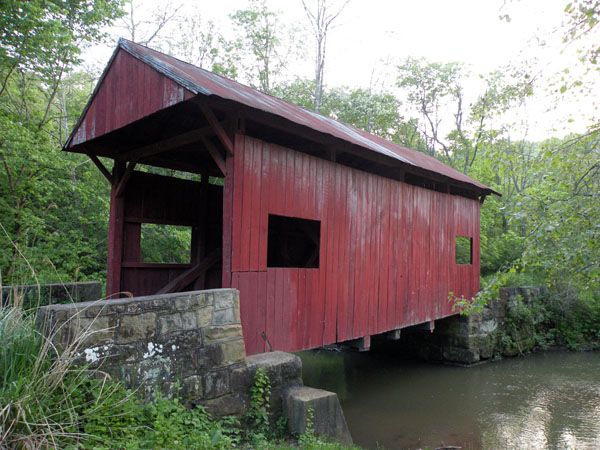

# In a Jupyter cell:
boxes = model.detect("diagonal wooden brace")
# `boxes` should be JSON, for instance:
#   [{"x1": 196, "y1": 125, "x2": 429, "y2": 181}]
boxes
[
  {"x1": 115, "y1": 161, "x2": 137, "y2": 197},
  {"x1": 88, "y1": 154, "x2": 112, "y2": 183},
  {"x1": 201, "y1": 136, "x2": 226, "y2": 175},
  {"x1": 198, "y1": 102, "x2": 234, "y2": 155}
]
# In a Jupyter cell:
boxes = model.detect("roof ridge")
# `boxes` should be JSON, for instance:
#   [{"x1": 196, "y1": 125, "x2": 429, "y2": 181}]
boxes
[{"x1": 95, "y1": 38, "x2": 495, "y2": 195}]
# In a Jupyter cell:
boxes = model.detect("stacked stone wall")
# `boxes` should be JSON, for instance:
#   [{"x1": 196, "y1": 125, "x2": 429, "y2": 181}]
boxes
[
  {"x1": 385, "y1": 286, "x2": 546, "y2": 365},
  {"x1": 37, "y1": 289, "x2": 248, "y2": 415}
]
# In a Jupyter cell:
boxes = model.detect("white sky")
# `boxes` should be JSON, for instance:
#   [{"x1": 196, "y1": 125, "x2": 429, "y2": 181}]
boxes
[{"x1": 84, "y1": 0, "x2": 598, "y2": 141}]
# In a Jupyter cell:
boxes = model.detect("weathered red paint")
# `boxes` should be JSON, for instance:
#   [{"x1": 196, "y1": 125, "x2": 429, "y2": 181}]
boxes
[
  {"x1": 226, "y1": 136, "x2": 480, "y2": 354},
  {"x1": 68, "y1": 48, "x2": 193, "y2": 147},
  {"x1": 65, "y1": 39, "x2": 491, "y2": 356}
]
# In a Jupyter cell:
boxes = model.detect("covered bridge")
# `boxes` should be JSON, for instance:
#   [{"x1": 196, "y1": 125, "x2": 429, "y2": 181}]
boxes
[{"x1": 65, "y1": 39, "x2": 496, "y2": 355}]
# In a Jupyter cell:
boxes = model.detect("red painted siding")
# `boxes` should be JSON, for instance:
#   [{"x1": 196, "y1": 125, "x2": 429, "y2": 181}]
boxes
[
  {"x1": 228, "y1": 135, "x2": 481, "y2": 355},
  {"x1": 70, "y1": 49, "x2": 193, "y2": 146}
]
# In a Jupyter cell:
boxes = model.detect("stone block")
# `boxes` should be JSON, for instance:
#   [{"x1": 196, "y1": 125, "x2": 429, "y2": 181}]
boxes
[
  {"x1": 442, "y1": 346, "x2": 480, "y2": 364},
  {"x1": 117, "y1": 312, "x2": 157, "y2": 343},
  {"x1": 213, "y1": 308, "x2": 236, "y2": 326},
  {"x1": 478, "y1": 333, "x2": 497, "y2": 360},
  {"x1": 213, "y1": 289, "x2": 234, "y2": 310},
  {"x1": 203, "y1": 369, "x2": 231, "y2": 398},
  {"x1": 284, "y1": 386, "x2": 352, "y2": 445},
  {"x1": 182, "y1": 375, "x2": 203, "y2": 400},
  {"x1": 201, "y1": 393, "x2": 246, "y2": 416},
  {"x1": 230, "y1": 365, "x2": 253, "y2": 391},
  {"x1": 221, "y1": 339, "x2": 246, "y2": 365},
  {"x1": 246, "y1": 351, "x2": 299, "y2": 375},
  {"x1": 203, "y1": 324, "x2": 243, "y2": 343},
  {"x1": 196, "y1": 307, "x2": 213, "y2": 327},
  {"x1": 206, "y1": 343, "x2": 225, "y2": 366}
]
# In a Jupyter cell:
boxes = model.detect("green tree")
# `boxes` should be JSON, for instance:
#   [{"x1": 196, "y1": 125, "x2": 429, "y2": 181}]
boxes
[
  {"x1": 397, "y1": 58, "x2": 532, "y2": 173},
  {"x1": 230, "y1": 0, "x2": 289, "y2": 93},
  {"x1": 0, "y1": 0, "x2": 123, "y2": 284}
]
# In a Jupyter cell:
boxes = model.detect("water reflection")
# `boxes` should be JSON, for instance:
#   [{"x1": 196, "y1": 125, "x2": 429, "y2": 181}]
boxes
[{"x1": 298, "y1": 350, "x2": 600, "y2": 449}]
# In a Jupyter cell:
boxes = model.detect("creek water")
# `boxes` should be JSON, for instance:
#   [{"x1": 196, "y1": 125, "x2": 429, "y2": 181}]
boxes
[{"x1": 298, "y1": 350, "x2": 600, "y2": 450}]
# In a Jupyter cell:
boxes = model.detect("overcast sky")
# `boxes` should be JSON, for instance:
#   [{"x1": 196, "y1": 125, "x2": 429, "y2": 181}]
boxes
[{"x1": 85, "y1": 0, "x2": 597, "y2": 141}]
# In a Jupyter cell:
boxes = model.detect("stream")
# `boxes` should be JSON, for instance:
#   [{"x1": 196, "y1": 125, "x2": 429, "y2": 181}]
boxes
[{"x1": 299, "y1": 350, "x2": 600, "y2": 449}]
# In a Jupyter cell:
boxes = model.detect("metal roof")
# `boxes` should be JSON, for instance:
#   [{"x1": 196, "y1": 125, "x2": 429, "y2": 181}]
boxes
[{"x1": 114, "y1": 39, "x2": 495, "y2": 194}]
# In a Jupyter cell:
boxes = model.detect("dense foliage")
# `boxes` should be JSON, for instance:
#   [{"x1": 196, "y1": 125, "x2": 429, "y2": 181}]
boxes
[{"x1": 0, "y1": 1, "x2": 598, "y2": 328}]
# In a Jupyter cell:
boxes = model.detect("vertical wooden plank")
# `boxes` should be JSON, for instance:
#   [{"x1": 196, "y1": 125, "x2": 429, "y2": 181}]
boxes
[
  {"x1": 474, "y1": 201, "x2": 481, "y2": 295},
  {"x1": 122, "y1": 222, "x2": 141, "y2": 262},
  {"x1": 257, "y1": 271, "x2": 267, "y2": 353},
  {"x1": 379, "y1": 179, "x2": 391, "y2": 332},
  {"x1": 336, "y1": 165, "x2": 349, "y2": 341},
  {"x1": 323, "y1": 161, "x2": 338, "y2": 344},
  {"x1": 286, "y1": 269, "x2": 299, "y2": 351},
  {"x1": 240, "y1": 139, "x2": 254, "y2": 271},
  {"x1": 284, "y1": 145, "x2": 295, "y2": 212},
  {"x1": 231, "y1": 135, "x2": 246, "y2": 273},
  {"x1": 265, "y1": 269, "x2": 276, "y2": 350},
  {"x1": 297, "y1": 268, "x2": 307, "y2": 350},
  {"x1": 353, "y1": 173, "x2": 367, "y2": 337},
  {"x1": 367, "y1": 175, "x2": 378, "y2": 335},
  {"x1": 344, "y1": 170, "x2": 358, "y2": 340},
  {"x1": 222, "y1": 135, "x2": 239, "y2": 287},
  {"x1": 106, "y1": 164, "x2": 125, "y2": 297},
  {"x1": 274, "y1": 268, "x2": 285, "y2": 350},
  {"x1": 248, "y1": 140, "x2": 263, "y2": 270},
  {"x1": 258, "y1": 144, "x2": 270, "y2": 270}
]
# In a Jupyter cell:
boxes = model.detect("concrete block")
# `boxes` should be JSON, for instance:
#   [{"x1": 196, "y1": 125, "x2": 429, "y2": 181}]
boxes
[{"x1": 284, "y1": 386, "x2": 352, "y2": 445}]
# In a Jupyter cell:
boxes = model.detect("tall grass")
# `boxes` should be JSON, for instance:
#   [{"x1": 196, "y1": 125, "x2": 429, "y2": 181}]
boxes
[{"x1": 0, "y1": 304, "x2": 121, "y2": 448}]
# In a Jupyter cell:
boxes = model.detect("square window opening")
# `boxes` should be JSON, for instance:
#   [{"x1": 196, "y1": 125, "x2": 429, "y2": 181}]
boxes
[
  {"x1": 141, "y1": 223, "x2": 192, "y2": 264},
  {"x1": 455, "y1": 236, "x2": 473, "y2": 265},
  {"x1": 267, "y1": 215, "x2": 320, "y2": 268}
]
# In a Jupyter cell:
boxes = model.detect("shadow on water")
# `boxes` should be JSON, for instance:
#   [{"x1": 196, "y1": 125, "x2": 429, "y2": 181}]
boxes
[{"x1": 297, "y1": 349, "x2": 600, "y2": 450}]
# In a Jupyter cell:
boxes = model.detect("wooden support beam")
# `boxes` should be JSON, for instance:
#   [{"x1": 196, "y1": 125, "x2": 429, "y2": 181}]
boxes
[
  {"x1": 198, "y1": 102, "x2": 234, "y2": 155},
  {"x1": 201, "y1": 136, "x2": 226, "y2": 175},
  {"x1": 341, "y1": 335, "x2": 371, "y2": 352},
  {"x1": 118, "y1": 124, "x2": 220, "y2": 162},
  {"x1": 88, "y1": 154, "x2": 112, "y2": 183},
  {"x1": 115, "y1": 162, "x2": 136, "y2": 197},
  {"x1": 413, "y1": 320, "x2": 435, "y2": 333},
  {"x1": 156, "y1": 248, "x2": 221, "y2": 294},
  {"x1": 385, "y1": 329, "x2": 402, "y2": 341},
  {"x1": 358, "y1": 335, "x2": 371, "y2": 352}
]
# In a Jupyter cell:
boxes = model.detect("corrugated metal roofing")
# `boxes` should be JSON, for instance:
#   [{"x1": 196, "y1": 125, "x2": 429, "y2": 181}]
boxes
[{"x1": 98, "y1": 39, "x2": 495, "y2": 194}]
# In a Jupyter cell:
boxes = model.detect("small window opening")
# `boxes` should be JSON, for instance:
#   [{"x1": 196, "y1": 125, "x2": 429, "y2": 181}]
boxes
[
  {"x1": 267, "y1": 215, "x2": 320, "y2": 268},
  {"x1": 455, "y1": 236, "x2": 473, "y2": 265},
  {"x1": 141, "y1": 223, "x2": 192, "y2": 264}
]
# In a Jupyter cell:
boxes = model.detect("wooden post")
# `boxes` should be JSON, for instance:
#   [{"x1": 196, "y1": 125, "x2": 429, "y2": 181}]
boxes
[
  {"x1": 221, "y1": 133, "x2": 239, "y2": 288},
  {"x1": 106, "y1": 161, "x2": 126, "y2": 297},
  {"x1": 193, "y1": 173, "x2": 209, "y2": 290}
]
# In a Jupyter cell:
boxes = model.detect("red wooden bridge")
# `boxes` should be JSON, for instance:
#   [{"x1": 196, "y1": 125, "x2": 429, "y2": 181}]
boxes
[{"x1": 65, "y1": 39, "x2": 496, "y2": 355}]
